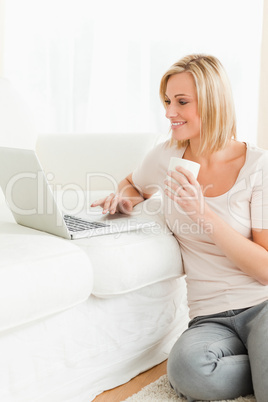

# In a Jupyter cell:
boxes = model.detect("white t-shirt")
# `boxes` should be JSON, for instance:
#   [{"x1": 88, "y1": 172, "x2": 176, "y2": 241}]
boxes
[{"x1": 132, "y1": 141, "x2": 268, "y2": 319}]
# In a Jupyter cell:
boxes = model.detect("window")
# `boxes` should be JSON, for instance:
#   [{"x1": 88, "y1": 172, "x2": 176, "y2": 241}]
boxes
[{"x1": 3, "y1": 0, "x2": 263, "y2": 143}]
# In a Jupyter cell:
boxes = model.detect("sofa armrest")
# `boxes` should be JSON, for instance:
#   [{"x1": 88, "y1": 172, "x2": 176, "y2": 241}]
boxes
[{"x1": 0, "y1": 213, "x2": 93, "y2": 332}]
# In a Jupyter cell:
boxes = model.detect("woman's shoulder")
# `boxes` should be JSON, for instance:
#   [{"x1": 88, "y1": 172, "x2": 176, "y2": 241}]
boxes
[
  {"x1": 151, "y1": 138, "x2": 186, "y2": 158},
  {"x1": 246, "y1": 142, "x2": 268, "y2": 155},
  {"x1": 245, "y1": 143, "x2": 268, "y2": 166},
  {"x1": 239, "y1": 143, "x2": 268, "y2": 184}
]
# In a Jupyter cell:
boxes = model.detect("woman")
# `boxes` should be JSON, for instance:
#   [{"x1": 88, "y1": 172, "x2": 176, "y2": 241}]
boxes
[{"x1": 92, "y1": 54, "x2": 268, "y2": 401}]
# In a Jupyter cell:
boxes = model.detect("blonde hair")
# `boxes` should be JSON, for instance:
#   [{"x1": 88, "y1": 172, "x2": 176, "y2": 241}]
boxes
[{"x1": 159, "y1": 54, "x2": 237, "y2": 155}]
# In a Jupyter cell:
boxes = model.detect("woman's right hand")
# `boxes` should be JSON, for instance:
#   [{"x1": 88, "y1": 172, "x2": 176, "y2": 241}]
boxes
[{"x1": 90, "y1": 193, "x2": 134, "y2": 215}]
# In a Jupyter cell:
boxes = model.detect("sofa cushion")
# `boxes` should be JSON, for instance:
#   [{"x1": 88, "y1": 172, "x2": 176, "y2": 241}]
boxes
[
  {"x1": 75, "y1": 195, "x2": 184, "y2": 297},
  {"x1": 0, "y1": 197, "x2": 93, "y2": 331}
]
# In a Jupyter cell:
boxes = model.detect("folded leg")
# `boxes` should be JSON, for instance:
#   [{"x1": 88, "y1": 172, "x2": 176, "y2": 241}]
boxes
[
  {"x1": 167, "y1": 320, "x2": 253, "y2": 401},
  {"x1": 241, "y1": 302, "x2": 268, "y2": 402}
]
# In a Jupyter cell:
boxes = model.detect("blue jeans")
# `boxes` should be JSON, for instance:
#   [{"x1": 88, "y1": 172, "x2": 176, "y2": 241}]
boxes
[{"x1": 167, "y1": 300, "x2": 268, "y2": 401}]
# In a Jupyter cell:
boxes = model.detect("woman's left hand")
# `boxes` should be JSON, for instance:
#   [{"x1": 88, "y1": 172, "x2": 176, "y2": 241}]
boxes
[{"x1": 164, "y1": 166, "x2": 206, "y2": 222}]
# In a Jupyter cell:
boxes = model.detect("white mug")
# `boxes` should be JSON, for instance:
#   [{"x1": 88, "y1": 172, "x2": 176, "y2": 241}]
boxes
[
  {"x1": 168, "y1": 157, "x2": 200, "y2": 179},
  {"x1": 166, "y1": 157, "x2": 200, "y2": 195},
  {"x1": 165, "y1": 157, "x2": 201, "y2": 208}
]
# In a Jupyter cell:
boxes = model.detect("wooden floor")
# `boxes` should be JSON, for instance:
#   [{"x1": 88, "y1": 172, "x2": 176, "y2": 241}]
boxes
[{"x1": 93, "y1": 360, "x2": 167, "y2": 402}]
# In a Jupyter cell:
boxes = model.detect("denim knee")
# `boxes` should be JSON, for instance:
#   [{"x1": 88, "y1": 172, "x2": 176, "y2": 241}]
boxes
[
  {"x1": 167, "y1": 321, "x2": 253, "y2": 401},
  {"x1": 167, "y1": 335, "x2": 200, "y2": 398}
]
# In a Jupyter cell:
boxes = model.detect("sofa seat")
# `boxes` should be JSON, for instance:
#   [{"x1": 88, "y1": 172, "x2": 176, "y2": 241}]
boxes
[
  {"x1": 0, "y1": 188, "x2": 183, "y2": 331},
  {"x1": 58, "y1": 188, "x2": 184, "y2": 297},
  {"x1": 74, "y1": 195, "x2": 184, "y2": 297},
  {"x1": 0, "y1": 194, "x2": 94, "y2": 333}
]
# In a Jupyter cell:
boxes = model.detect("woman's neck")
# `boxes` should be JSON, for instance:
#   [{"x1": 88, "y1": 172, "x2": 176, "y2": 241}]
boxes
[{"x1": 185, "y1": 139, "x2": 234, "y2": 167}]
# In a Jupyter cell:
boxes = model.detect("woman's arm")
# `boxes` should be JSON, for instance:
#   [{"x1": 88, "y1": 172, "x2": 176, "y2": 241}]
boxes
[
  {"x1": 165, "y1": 166, "x2": 268, "y2": 285},
  {"x1": 91, "y1": 173, "x2": 153, "y2": 214},
  {"x1": 203, "y1": 206, "x2": 268, "y2": 285}
]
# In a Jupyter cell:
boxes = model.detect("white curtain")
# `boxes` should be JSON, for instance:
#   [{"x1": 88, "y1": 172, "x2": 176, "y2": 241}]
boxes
[
  {"x1": 0, "y1": 0, "x2": 5, "y2": 76},
  {"x1": 2, "y1": 0, "x2": 264, "y2": 144},
  {"x1": 258, "y1": 0, "x2": 268, "y2": 149}
]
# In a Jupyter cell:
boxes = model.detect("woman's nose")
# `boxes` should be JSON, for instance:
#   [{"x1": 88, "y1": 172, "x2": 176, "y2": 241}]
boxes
[{"x1": 165, "y1": 104, "x2": 178, "y2": 119}]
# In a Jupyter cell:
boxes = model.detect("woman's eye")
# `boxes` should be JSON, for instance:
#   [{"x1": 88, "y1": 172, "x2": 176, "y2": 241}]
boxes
[
  {"x1": 179, "y1": 100, "x2": 188, "y2": 105},
  {"x1": 164, "y1": 99, "x2": 170, "y2": 105}
]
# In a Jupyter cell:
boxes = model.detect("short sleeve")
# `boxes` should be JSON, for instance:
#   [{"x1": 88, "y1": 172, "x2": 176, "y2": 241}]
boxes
[
  {"x1": 132, "y1": 142, "x2": 166, "y2": 195},
  {"x1": 251, "y1": 151, "x2": 268, "y2": 229}
]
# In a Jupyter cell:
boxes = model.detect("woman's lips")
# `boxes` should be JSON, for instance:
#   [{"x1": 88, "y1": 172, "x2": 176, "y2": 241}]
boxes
[{"x1": 171, "y1": 121, "x2": 186, "y2": 127}]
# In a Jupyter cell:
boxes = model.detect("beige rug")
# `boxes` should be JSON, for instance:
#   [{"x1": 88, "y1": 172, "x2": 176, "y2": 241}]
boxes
[{"x1": 123, "y1": 375, "x2": 256, "y2": 402}]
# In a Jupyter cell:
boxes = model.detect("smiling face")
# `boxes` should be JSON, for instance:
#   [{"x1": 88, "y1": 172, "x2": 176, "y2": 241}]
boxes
[{"x1": 165, "y1": 72, "x2": 201, "y2": 143}]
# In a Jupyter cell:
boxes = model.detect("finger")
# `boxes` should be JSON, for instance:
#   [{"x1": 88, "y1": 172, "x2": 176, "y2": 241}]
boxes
[
  {"x1": 165, "y1": 187, "x2": 195, "y2": 212},
  {"x1": 103, "y1": 193, "x2": 115, "y2": 214},
  {"x1": 167, "y1": 170, "x2": 189, "y2": 189},
  {"x1": 164, "y1": 178, "x2": 183, "y2": 197},
  {"x1": 110, "y1": 194, "x2": 120, "y2": 214},
  {"x1": 164, "y1": 187, "x2": 181, "y2": 204},
  {"x1": 91, "y1": 198, "x2": 106, "y2": 207},
  {"x1": 172, "y1": 168, "x2": 200, "y2": 199},
  {"x1": 165, "y1": 175, "x2": 196, "y2": 198},
  {"x1": 165, "y1": 179, "x2": 198, "y2": 205},
  {"x1": 174, "y1": 166, "x2": 198, "y2": 185}
]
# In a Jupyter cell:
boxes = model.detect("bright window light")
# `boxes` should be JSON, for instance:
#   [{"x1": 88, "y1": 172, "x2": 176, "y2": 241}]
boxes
[{"x1": 3, "y1": 0, "x2": 263, "y2": 144}]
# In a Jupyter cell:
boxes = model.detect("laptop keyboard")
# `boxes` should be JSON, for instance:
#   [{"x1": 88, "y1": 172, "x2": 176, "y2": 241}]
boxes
[{"x1": 64, "y1": 215, "x2": 109, "y2": 232}]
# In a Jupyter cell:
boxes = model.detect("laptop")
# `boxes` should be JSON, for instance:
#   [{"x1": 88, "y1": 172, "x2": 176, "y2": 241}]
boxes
[{"x1": 0, "y1": 146, "x2": 156, "y2": 239}]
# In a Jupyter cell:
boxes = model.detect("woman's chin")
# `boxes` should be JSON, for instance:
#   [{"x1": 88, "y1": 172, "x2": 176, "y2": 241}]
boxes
[{"x1": 171, "y1": 131, "x2": 187, "y2": 141}]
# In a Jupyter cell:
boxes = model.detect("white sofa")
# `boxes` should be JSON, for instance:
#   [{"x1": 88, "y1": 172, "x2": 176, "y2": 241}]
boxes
[{"x1": 0, "y1": 132, "x2": 189, "y2": 402}]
